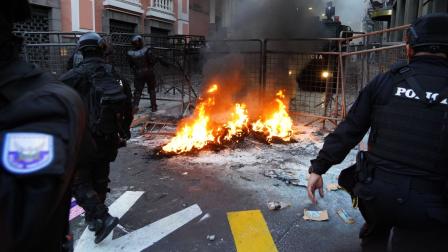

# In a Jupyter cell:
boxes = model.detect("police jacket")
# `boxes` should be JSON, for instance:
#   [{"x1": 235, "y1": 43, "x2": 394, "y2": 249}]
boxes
[
  {"x1": 311, "y1": 56, "x2": 448, "y2": 180},
  {"x1": 127, "y1": 46, "x2": 157, "y2": 77},
  {"x1": 0, "y1": 59, "x2": 86, "y2": 251},
  {"x1": 59, "y1": 57, "x2": 133, "y2": 160}
]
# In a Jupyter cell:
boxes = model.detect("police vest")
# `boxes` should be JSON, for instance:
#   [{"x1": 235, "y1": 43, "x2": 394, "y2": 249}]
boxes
[
  {"x1": 369, "y1": 66, "x2": 448, "y2": 177},
  {"x1": 127, "y1": 47, "x2": 155, "y2": 75}
]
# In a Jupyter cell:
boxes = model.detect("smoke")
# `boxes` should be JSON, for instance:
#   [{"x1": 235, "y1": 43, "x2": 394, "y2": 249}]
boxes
[
  {"x1": 332, "y1": 0, "x2": 369, "y2": 32},
  {"x1": 214, "y1": 0, "x2": 325, "y2": 39},
  {"x1": 209, "y1": 0, "x2": 368, "y2": 39},
  {"x1": 198, "y1": 0, "x2": 368, "y2": 119}
]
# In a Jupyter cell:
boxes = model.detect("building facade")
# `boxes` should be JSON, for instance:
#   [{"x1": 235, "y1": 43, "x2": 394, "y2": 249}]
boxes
[
  {"x1": 367, "y1": 0, "x2": 448, "y2": 40},
  {"x1": 14, "y1": 0, "x2": 62, "y2": 34},
  {"x1": 60, "y1": 0, "x2": 191, "y2": 35}
]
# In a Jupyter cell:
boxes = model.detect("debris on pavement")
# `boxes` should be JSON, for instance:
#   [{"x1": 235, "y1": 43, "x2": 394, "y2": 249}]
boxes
[
  {"x1": 337, "y1": 209, "x2": 356, "y2": 224},
  {"x1": 240, "y1": 175, "x2": 253, "y2": 182},
  {"x1": 267, "y1": 201, "x2": 291, "y2": 211},
  {"x1": 199, "y1": 213, "x2": 211, "y2": 223},
  {"x1": 327, "y1": 183, "x2": 341, "y2": 191},
  {"x1": 182, "y1": 172, "x2": 189, "y2": 176},
  {"x1": 263, "y1": 169, "x2": 307, "y2": 187},
  {"x1": 303, "y1": 209, "x2": 329, "y2": 221},
  {"x1": 206, "y1": 234, "x2": 216, "y2": 241}
]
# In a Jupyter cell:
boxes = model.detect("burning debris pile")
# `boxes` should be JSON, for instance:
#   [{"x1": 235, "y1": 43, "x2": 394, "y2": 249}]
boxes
[{"x1": 157, "y1": 84, "x2": 295, "y2": 156}]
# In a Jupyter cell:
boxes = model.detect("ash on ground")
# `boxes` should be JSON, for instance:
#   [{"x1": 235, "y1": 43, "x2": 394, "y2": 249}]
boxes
[{"x1": 129, "y1": 118, "x2": 358, "y2": 187}]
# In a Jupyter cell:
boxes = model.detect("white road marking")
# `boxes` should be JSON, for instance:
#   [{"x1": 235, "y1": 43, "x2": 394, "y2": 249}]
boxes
[
  {"x1": 75, "y1": 191, "x2": 202, "y2": 252},
  {"x1": 75, "y1": 191, "x2": 144, "y2": 250}
]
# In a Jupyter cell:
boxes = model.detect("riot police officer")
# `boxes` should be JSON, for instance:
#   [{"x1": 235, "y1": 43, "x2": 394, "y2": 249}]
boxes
[
  {"x1": 0, "y1": 1, "x2": 86, "y2": 251},
  {"x1": 60, "y1": 32, "x2": 133, "y2": 244},
  {"x1": 307, "y1": 13, "x2": 448, "y2": 251},
  {"x1": 128, "y1": 35, "x2": 167, "y2": 113}
]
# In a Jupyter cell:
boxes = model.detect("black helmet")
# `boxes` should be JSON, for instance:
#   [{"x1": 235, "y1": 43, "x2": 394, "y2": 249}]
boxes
[
  {"x1": 78, "y1": 32, "x2": 106, "y2": 51},
  {"x1": 131, "y1": 35, "x2": 144, "y2": 49},
  {"x1": 407, "y1": 13, "x2": 448, "y2": 53},
  {"x1": 0, "y1": 0, "x2": 31, "y2": 31}
]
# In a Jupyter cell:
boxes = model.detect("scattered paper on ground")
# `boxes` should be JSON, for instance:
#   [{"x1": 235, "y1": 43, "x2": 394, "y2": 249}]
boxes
[
  {"x1": 303, "y1": 209, "x2": 329, "y2": 221},
  {"x1": 337, "y1": 209, "x2": 356, "y2": 224},
  {"x1": 267, "y1": 201, "x2": 291, "y2": 211},
  {"x1": 69, "y1": 198, "x2": 85, "y2": 221},
  {"x1": 327, "y1": 183, "x2": 341, "y2": 191}
]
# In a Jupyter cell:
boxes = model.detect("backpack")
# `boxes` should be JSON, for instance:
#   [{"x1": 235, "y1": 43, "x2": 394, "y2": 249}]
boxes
[{"x1": 84, "y1": 64, "x2": 127, "y2": 136}]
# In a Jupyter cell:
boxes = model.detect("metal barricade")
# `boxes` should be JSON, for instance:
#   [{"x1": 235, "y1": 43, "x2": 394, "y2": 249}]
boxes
[
  {"x1": 341, "y1": 25, "x2": 409, "y2": 110},
  {"x1": 16, "y1": 26, "x2": 411, "y2": 123},
  {"x1": 264, "y1": 38, "x2": 342, "y2": 125}
]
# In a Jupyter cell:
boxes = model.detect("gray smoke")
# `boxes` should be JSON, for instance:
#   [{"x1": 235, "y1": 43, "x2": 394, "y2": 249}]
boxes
[
  {"x1": 332, "y1": 0, "x2": 369, "y2": 32},
  {"x1": 210, "y1": 0, "x2": 368, "y2": 39}
]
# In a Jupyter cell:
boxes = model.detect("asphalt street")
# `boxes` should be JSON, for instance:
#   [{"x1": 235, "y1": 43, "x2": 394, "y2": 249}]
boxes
[{"x1": 71, "y1": 138, "x2": 364, "y2": 252}]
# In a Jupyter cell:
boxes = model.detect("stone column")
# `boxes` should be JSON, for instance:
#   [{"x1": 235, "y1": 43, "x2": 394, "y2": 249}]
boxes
[
  {"x1": 394, "y1": 0, "x2": 405, "y2": 41},
  {"x1": 404, "y1": 0, "x2": 419, "y2": 25},
  {"x1": 210, "y1": 0, "x2": 216, "y2": 24},
  {"x1": 417, "y1": 0, "x2": 424, "y2": 16}
]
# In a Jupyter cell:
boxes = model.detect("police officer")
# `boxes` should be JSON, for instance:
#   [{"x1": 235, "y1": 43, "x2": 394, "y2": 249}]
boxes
[
  {"x1": 0, "y1": 1, "x2": 86, "y2": 251},
  {"x1": 128, "y1": 35, "x2": 168, "y2": 113},
  {"x1": 59, "y1": 32, "x2": 133, "y2": 244},
  {"x1": 307, "y1": 13, "x2": 448, "y2": 252},
  {"x1": 67, "y1": 39, "x2": 114, "y2": 70}
]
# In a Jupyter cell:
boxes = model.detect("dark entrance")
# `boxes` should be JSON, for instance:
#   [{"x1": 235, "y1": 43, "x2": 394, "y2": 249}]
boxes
[
  {"x1": 150, "y1": 27, "x2": 170, "y2": 36},
  {"x1": 109, "y1": 19, "x2": 137, "y2": 34}
]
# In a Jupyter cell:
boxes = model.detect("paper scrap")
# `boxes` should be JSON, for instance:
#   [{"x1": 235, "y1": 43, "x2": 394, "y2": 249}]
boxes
[
  {"x1": 337, "y1": 209, "x2": 356, "y2": 224},
  {"x1": 267, "y1": 201, "x2": 291, "y2": 211},
  {"x1": 303, "y1": 209, "x2": 329, "y2": 221},
  {"x1": 69, "y1": 198, "x2": 85, "y2": 221},
  {"x1": 327, "y1": 183, "x2": 341, "y2": 191}
]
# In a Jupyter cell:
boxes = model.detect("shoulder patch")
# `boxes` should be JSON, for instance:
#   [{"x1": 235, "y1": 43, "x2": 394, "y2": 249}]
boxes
[{"x1": 2, "y1": 133, "x2": 54, "y2": 174}]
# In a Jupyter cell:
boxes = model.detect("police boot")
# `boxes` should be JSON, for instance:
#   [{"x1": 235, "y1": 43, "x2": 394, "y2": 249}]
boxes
[{"x1": 94, "y1": 213, "x2": 119, "y2": 244}]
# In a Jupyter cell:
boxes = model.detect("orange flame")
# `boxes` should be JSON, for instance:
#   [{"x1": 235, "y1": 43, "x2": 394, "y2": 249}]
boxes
[
  {"x1": 207, "y1": 84, "x2": 218, "y2": 93},
  {"x1": 223, "y1": 103, "x2": 249, "y2": 141},
  {"x1": 252, "y1": 90, "x2": 293, "y2": 142},
  {"x1": 162, "y1": 102, "x2": 215, "y2": 154},
  {"x1": 161, "y1": 86, "x2": 293, "y2": 154}
]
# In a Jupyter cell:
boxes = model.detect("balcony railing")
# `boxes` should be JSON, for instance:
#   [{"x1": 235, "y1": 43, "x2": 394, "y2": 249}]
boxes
[
  {"x1": 151, "y1": 0, "x2": 174, "y2": 12},
  {"x1": 103, "y1": 0, "x2": 144, "y2": 13},
  {"x1": 147, "y1": 0, "x2": 175, "y2": 21}
]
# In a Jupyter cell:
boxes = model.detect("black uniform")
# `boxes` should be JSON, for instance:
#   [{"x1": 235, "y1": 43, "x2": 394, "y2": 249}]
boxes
[
  {"x1": 0, "y1": 52, "x2": 86, "y2": 251},
  {"x1": 59, "y1": 57, "x2": 132, "y2": 232},
  {"x1": 311, "y1": 56, "x2": 448, "y2": 251},
  {"x1": 127, "y1": 46, "x2": 159, "y2": 111}
]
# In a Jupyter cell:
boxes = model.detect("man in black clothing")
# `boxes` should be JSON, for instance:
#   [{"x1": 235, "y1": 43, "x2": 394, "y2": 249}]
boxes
[
  {"x1": 0, "y1": 1, "x2": 86, "y2": 251},
  {"x1": 128, "y1": 35, "x2": 168, "y2": 113},
  {"x1": 60, "y1": 32, "x2": 133, "y2": 244},
  {"x1": 307, "y1": 13, "x2": 448, "y2": 252}
]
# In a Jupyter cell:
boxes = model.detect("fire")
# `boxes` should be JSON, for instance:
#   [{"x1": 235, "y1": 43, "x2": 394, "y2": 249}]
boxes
[
  {"x1": 207, "y1": 84, "x2": 218, "y2": 93},
  {"x1": 161, "y1": 102, "x2": 215, "y2": 154},
  {"x1": 161, "y1": 86, "x2": 293, "y2": 154},
  {"x1": 223, "y1": 103, "x2": 249, "y2": 141},
  {"x1": 251, "y1": 90, "x2": 293, "y2": 142}
]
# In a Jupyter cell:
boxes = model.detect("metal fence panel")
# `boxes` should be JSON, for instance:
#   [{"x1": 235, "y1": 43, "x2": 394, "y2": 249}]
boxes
[{"x1": 264, "y1": 39, "x2": 341, "y2": 122}]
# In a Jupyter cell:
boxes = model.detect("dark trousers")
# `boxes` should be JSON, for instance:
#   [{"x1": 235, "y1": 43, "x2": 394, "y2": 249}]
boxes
[
  {"x1": 355, "y1": 169, "x2": 448, "y2": 252},
  {"x1": 72, "y1": 158, "x2": 111, "y2": 221},
  {"x1": 133, "y1": 73, "x2": 156, "y2": 110},
  {"x1": 72, "y1": 136, "x2": 117, "y2": 221}
]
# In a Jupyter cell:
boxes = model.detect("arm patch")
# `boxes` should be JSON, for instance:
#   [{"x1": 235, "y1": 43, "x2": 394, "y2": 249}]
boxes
[{"x1": 2, "y1": 133, "x2": 54, "y2": 175}]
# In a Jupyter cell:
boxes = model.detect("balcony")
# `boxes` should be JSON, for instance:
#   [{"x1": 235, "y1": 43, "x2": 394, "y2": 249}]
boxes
[
  {"x1": 103, "y1": 0, "x2": 144, "y2": 14},
  {"x1": 147, "y1": 0, "x2": 176, "y2": 22}
]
